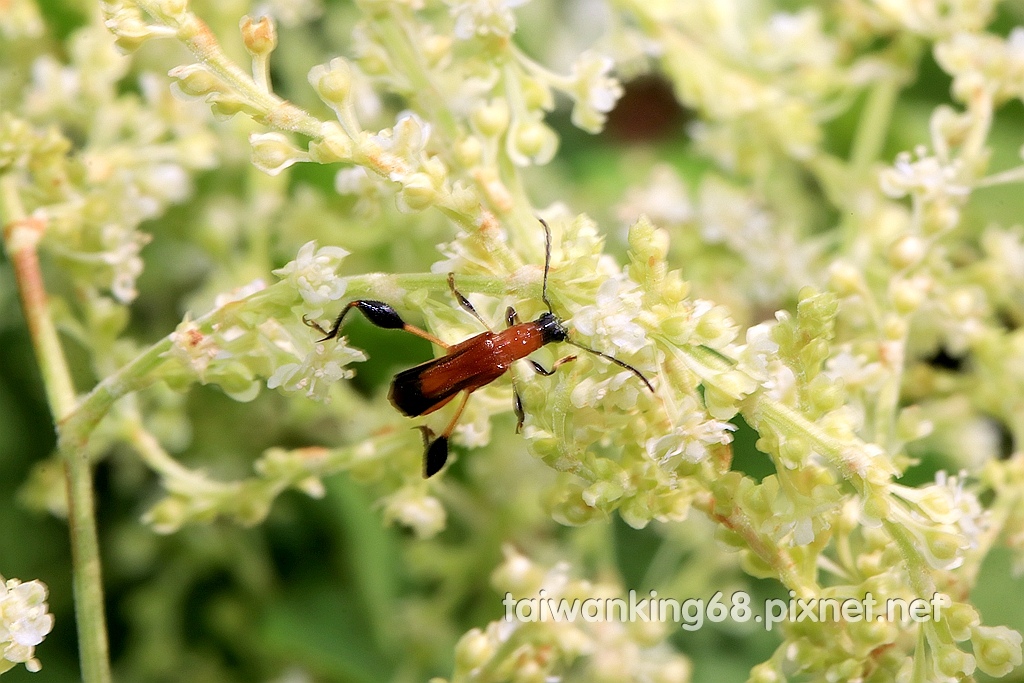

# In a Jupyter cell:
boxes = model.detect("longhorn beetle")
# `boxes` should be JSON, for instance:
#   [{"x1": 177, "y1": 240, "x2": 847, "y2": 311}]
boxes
[{"x1": 304, "y1": 219, "x2": 655, "y2": 477}]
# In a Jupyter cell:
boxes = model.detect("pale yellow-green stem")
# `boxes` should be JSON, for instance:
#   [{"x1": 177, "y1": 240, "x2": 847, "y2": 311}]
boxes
[{"x1": 0, "y1": 175, "x2": 112, "y2": 683}]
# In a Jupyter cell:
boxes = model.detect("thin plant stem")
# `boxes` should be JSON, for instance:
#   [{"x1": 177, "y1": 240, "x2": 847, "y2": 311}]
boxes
[{"x1": 0, "y1": 175, "x2": 112, "y2": 683}]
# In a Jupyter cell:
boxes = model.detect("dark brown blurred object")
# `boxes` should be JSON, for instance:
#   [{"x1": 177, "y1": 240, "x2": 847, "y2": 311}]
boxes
[{"x1": 602, "y1": 75, "x2": 689, "y2": 143}]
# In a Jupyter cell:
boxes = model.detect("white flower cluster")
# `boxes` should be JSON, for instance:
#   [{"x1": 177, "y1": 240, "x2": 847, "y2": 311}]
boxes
[
  {"x1": 271, "y1": 241, "x2": 350, "y2": 314},
  {"x1": 697, "y1": 177, "x2": 815, "y2": 303},
  {"x1": 163, "y1": 242, "x2": 363, "y2": 403},
  {"x1": 447, "y1": 0, "x2": 529, "y2": 40},
  {"x1": 20, "y1": 26, "x2": 216, "y2": 304},
  {"x1": 0, "y1": 577, "x2": 54, "y2": 674},
  {"x1": 571, "y1": 279, "x2": 648, "y2": 356},
  {"x1": 267, "y1": 338, "x2": 367, "y2": 402},
  {"x1": 439, "y1": 549, "x2": 690, "y2": 683},
  {"x1": 890, "y1": 471, "x2": 987, "y2": 570}
]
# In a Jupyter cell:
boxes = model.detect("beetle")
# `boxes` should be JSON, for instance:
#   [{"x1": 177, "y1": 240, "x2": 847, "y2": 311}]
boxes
[{"x1": 304, "y1": 219, "x2": 654, "y2": 477}]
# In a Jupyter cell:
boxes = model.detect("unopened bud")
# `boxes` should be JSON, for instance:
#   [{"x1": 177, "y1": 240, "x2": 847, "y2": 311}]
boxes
[
  {"x1": 249, "y1": 132, "x2": 308, "y2": 175},
  {"x1": 397, "y1": 173, "x2": 437, "y2": 212},
  {"x1": 168, "y1": 64, "x2": 222, "y2": 98},
  {"x1": 209, "y1": 94, "x2": 249, "y2": 120},
  {"x1": 454, "y1": 629, "x2": 494, "y2": 672},
  {"x1": 888, "y1": 234, "x2": 926, "y2": 269},
  {"x1": 310, "y1": 58, "x2": 352, "y2": 105},
  {"x1": 240, "y1": 15, "x2": 277, "y2": 57},
  {"x1": 308, "y1": 125, "x2": 353, "y2": 163},
  {"x1": 455, "y1": 136, "x2": 482, "y2": 166},
  {"x1": 472, "y1": 99, "x2": 509, "y2": 137}
]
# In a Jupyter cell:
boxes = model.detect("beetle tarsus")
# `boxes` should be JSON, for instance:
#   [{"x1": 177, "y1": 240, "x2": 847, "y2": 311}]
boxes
[{"x1": 418, "y1": 426, "x2": 450, "y2": 478}]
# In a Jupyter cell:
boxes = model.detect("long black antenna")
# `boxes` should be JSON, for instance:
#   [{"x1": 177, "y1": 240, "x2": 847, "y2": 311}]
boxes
[
  {"x1": 568, "y1": 340, "x2": 655, "y2": 392},
  {"x1": 536, "y1": 217, "x2": 655, "y2": 393},
  {"x1": 538, "y1": 217, "x2": 554, "y2": 314}
]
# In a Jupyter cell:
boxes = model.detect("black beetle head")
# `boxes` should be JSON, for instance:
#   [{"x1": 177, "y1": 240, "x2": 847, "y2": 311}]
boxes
[{"x1": 535, "y1": 311, "x2": 569, "y2": 344}]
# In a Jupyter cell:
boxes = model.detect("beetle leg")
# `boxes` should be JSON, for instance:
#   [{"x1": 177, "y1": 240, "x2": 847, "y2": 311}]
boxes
[
  {"x1": 306, "y1": 300, "x2": 449, "y2": 349},
  {"x1": 505, "y1": 305, "x2": 521, "y2": 328},
  {"x1": 510, "y1": 373, "x2": 525, "y2": 433},
  {"x1": 528, "y1": 355, "x2": 577, "y2": 376},
  {"x1": 448, "y1": 273, "x2": 492, "y2": 331},
  {"x1": 420, "y1": 391, "x2": 472, "y2": 478}
]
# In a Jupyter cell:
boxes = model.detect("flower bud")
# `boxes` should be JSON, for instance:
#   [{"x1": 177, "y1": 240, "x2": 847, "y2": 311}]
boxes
[
  {"x1": 521, "y1": 77, "x2": 553, "y2": 110},
  {"x1": 971, "y1": 625, "x2": 1024, "y2": 677},
  {"x1": 310, "y1": 58, "x2": 352, "y2": 106},
  {"x1": 581, "y1": 480, "x2": 624, "y2": 508},
  {"x1": 209, "y1": 94, "x2": 250, "y2": 120},
  {"x1": 240, "y1": 15, "x2": 277, "y2": 57},
  {"x1": 891, "y1": 278, "x2": 925, "y2": 314},
  {"x1": 249, "y1": 132, "x2": 308, "y2": 175},
  {"x1": 512, "y1": 659, "x2": 545, "y2": 683},
  {"x1": 472, "y1": 99, "x2": 509, "y2": 137},
  {"x1": 507, "y1": 119, "x2": 558, "y2": 166},
  {"x1": 652, "y1": 658, "x2": 691, "y2": 683},
  {"x1": 155, "y1": 0, "x2": 186, "y2": 19},
  {"x1": 827, "y1": 261, "x2": 863, "y2": 297},
  {"x1": 934, "y1": 645, "x2": 976, "y2": 678},
  {"x1": 455, "y1": 136, "x2": 482, "y2": 166},
  {"x1": 143, "y1": 495, "x2": 190, "y2": 534},
  {"x1": 888, "y1": 234, "x2": 926, "y2": 269},
  {"x1": 308, "y1": 124, "x2": 353, "y2": 163},
  {"x1": 748, "y1": 662, "x2": 781, "y2": 683},
  {"x1": 382, "y1": 487, "x2": 446, "y2": 539},
  {"x1": 491, "y1": 550, "x2": 544, "y2": 595},
  {"x1": 454, "y1": 628, "x2": 494, "y2": 672},
  {"x1": 104, "y1": 7, "x2": 166, "y2": 53},
  {"x1": 168, "y1": 64, "x2": 222, "y2": 98},
  {"x1": 514, "y1": 121, "x2": 550, "y2": 157},
  {"x1": 895, "y1": 405, "x2": 933, "y2": 442},
  {"x1": 944, "y1": 601, "x2": 980, "y2": 642},
  {"x1": 396, "y1": 173, "x2": 437, "y2": 212},
  {"x1": 921, "y1": 526, "x2": 966, "y2": 569}
]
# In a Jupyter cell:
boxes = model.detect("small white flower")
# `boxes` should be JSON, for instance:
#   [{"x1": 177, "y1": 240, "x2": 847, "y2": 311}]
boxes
[
  {"x1": 752, "y1": 9, "x2": 836, "y2": 72},
  {"x1": 571, "y1": 279, "x2": 647, "y2": 355},
  {"x1": 168, "y1": 319, "x2": 219, "y2": 380},
  {"x1": 447, "y1": 0, "x2": 529, "y2": 40},
  {"x1": 334, "y1": 166, "x2": 372, "y2": 195},
  {"x1": 566, "y1": 51, "x2": 623, "y2": 133},
  {"x1": 0, "y1": 578, "x2": 54, "y2": 673},
  {"x1": 892, "y1": 471, "x2": 987, "y2": 548},
  {"x1": 267, "y1": 337, "x2": 367, "y2": 402},
  {"x1": 736, "y1": 323, "x2": 778, "y2": 380},
  {"x1": 615, "y1": 164, "x2": 693, "y2": 228},
  {"x1": 824, "y1": 347, "x2": 883, "y2": 390},
  {"x1": 382, "y1": 486, "x2": 446, "y2": 539},
  {"x1": 272, "y1": 241, "x2": 349, "y2": 311},
  {"x1": 213, "y1": 279, "x2": 267, "y2": 308},
  {"x1": 762, "y1": 361, "x2": 796, "y2": 403},
  {"x1": 368, "y1": 112, "x2": 432, "y2": 182},
  {"x1": 879, "y1": 148, "x2": 970, "y2": 202},
  {"x1": 135, "y1": 163, "x2": 191, "y2": 207},
  {"x1": 98, "y1": 223, "x2": 151, "y2": 304},
  {"x1": 645, "y1": 395, "x2": 735, "y2": 463}
]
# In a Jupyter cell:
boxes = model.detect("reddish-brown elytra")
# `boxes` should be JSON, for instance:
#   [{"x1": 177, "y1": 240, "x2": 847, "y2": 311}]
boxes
[{"x1": 305, "y1": 219, "x2": 655, "y2": 478}]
